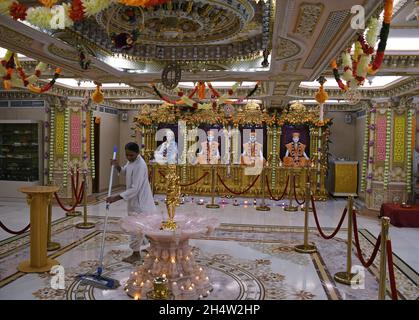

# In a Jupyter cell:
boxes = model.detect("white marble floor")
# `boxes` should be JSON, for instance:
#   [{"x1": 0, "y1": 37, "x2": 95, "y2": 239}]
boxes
[{"x1": 1, "y1": 195, "x2": 418, "y2": 273}]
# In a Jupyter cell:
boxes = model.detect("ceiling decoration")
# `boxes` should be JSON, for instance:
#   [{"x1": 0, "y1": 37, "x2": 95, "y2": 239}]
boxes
[
  {"x1": 97, "y1": 1, "x2": 254, "y2": 45},
  {"x1": 276, "y1": 37, "x2": 301, "y2": 61},
  {"x1": 303, "y1": 9, "x2": 350, "y2": 69},
  {"x1": 68, "y1": 0, "x2": 272, "y2": 64},
  {"x1": 293, "y1": 2, "x2": 324, "y2": 38}
]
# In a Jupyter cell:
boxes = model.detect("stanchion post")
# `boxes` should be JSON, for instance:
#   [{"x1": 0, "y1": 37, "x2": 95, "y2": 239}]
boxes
[
  {"x1": 206, "y1": 165, "x2": 220, "y2": 209},
  {"x1": 294, "y1": 182, "x2": 317, "y2": 253},
  {"x1": 284, "y1": 169, "x2": 298, "y2": 211},
  {"x1": 378, "y1": 217, "x2": 390, "y2": 300},
  {"x1": 334, "y1": 196, "x2": 357, "y2": 285},
  {"x1": 152, "y1": 164, "x2": 158, "y2": 206},
  {"x1": 75, "y1": 172, "x2": 95, "y2": 229},
  {"x1": 66, "y1": 169, "x2": 82, "y2": 217},
  {"x1": 256, "y1": 165, "x2": 270, "y2": 211},
  {"x1": 300, "y1": 167, "x2": 313, "y2": 212},
  {"x1": 47, "y1": 191, "x2": 61, "y2": 251}
]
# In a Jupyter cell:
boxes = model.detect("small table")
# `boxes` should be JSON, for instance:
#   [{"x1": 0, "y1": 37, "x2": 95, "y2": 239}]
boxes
[
  {"x1": 379, "y1": 203, "x2": 419, "y2": 228},
  {"x1": 18, "y1": 186, "x2": 60, "y2": 272}
]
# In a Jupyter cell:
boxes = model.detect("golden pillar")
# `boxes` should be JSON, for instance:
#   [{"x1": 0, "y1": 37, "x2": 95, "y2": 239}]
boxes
[
  {"x1": 378, "y1": 217, "x2": 390, "y2": 300},
  {"x1": 18, "y1": 186, "x2": 60, "y2": 273},
  {"x1": 334, "y1": 196, "x2": 357, "y2": 285}
]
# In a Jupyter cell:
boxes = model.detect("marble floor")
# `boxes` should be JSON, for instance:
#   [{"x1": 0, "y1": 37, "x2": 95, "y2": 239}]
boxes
[{"x1": 0, "y1": 195, "x2": 418, "y2": 300}]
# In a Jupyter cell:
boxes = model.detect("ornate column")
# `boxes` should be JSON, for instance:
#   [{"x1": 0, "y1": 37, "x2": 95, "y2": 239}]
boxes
[{"x1": 365, "y1": 97, "x2": 416, "y2": 210}]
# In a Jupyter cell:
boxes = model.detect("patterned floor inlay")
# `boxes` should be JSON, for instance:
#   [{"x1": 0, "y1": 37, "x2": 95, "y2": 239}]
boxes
[{"x1": 0, "y1": 219, "x2": 417, "y2": 300}]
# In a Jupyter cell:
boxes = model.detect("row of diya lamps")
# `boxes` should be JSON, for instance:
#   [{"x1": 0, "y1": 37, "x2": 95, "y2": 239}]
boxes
[{"x1": 124, "y1": 245, "x2": 212, "y2": 300}]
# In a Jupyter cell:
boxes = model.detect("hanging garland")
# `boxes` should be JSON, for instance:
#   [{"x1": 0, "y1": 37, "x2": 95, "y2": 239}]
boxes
[
  {"x1": 63, "y1": 106, "x2": 70, "y2": 189},
  {"x1": 360, "y1": 111, "x2": 370, "y2": 193},
  {"x1": 383, "y1": 109, "x2": 392, "y2": 190},
  {"x1": 406, "y1": 109, "x2": 413, "y2": 194},
  {"x1": 151, "y1": 82, "x2": 260, "y2": 109},
  {"x1": 90, "y1": 109, "x2": 95, "y2": 180},
  {"x1": 0, "y1": 50, "x2": 61, "y2": 93},
  {"x1": 48, "y1": 105, "x2": 56, "y2": 183},
  {"x1": 331, "y1": 0, "x2": 393, "y2": 90},
  {"x1": 5, "y1": 0, "x2": 168, "y2": 29}
]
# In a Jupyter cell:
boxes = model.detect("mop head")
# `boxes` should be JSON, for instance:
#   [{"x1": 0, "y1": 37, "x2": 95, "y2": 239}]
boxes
[{"x1": 77, "y1": 271, "x2": 120, "y2": 290}]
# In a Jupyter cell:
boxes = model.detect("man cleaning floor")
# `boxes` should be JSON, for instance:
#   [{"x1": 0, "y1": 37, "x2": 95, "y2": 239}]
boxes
[{"x1": 106, "y1": 142, "x2": 157, "y2": 263}]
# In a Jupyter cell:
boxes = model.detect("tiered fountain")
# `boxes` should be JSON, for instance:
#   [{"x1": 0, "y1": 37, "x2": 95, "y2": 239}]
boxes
[{"x1": 121, "y1": 164, "x2": 218, "y2": 300}]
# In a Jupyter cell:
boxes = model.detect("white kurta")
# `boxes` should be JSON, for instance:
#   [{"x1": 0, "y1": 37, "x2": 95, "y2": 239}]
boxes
[{"x1": 119, "y1": 155, "x2": 157, "y2": 214}]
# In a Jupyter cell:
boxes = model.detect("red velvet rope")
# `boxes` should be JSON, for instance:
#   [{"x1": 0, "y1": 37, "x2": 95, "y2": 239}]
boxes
[
  {"x1": 179, "y1": 172, "x2": 209, "y2": 187},
  {"x1": 266, "y1": 175, "x2": 289, "y2": 201},
  {"x1": 0, "y1": 221, "x2": 30, "y2": 235},
  {"x1": 293, "y1": 175, "x2": 306, "y2": 205},
  {"x1": 352, "y1": 210, "x2": 381, "y2": 268},
  {"x1": 54, "y1": 181, "x2": 85, "y2": 212},
  {"x1": 217, "y1": 173, "x2": 260, "y2": 195},
  {"x1": 311, "y1": 196, "x2": 347, "y2": 240},
  {"x1": 158, "y1": 171, "x2": 209, "y2": 187},
  {"x1": 386, "y1": 239, "x2": 398, "y2": 300}
]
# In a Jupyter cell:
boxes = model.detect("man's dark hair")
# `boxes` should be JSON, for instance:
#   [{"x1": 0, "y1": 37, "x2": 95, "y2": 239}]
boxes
[{"x1": 125, "y1": 142, "x2": 140, "y2": 153}]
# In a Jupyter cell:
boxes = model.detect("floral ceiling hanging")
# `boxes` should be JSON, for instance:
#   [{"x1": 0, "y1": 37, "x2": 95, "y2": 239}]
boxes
[
  {"x1": 3, "y1": 0, "x2": 170, "y2": 30},
  {"x1": 331, "y1": 0, "x2": 394, "y2": 92},
  {"x1": 0, "y1": 50, "x2": 60, "y2": 93}
]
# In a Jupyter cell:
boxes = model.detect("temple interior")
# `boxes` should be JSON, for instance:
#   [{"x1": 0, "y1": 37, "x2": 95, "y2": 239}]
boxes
[{"x1": 0, "y1": 0, "x2": 418, "y2": 302}]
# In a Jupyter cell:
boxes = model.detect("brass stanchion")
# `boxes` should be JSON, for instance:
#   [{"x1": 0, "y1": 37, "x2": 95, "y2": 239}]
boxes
[
  {"x1": 66, "y1": 171, "x2": 82, "y2": 217},
  {"x1": 334, "y1": 196, "x2": 357, "y2": 285},
  {"x1": 284, "y1": 169, "x2": 298, "y2": 211},
  {"x1": 378, "y1": 217, "x2": 390, "y2": 300},
  {"x1": 75, "y1": 172, "x2": 95, "y2": 229},
  {"x1": 300, "y1": 168, "x2": 313, "y2": 212},
  {"x1": 256, "y1": 165, "x2": 270, "y2": 211},
  {"x1": 206, "y1": 165, "x2": 220, "y2": 209},
  {"x1": 294, "y1": 182, "x2": 317, "y2": 253},
  {"x1": 47, "y1": 197, "x2": 61, "y2": 251}
]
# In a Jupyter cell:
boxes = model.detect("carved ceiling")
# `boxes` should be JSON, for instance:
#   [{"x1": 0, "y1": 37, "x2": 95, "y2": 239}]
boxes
[{"x1": 0, "y1": 0, "x2": 418, "y2": 110}]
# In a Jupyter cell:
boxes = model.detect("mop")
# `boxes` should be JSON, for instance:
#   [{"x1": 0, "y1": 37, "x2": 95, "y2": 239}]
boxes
[{"x1": 77, "y1": 146, "x2": 120, "y2": 289}]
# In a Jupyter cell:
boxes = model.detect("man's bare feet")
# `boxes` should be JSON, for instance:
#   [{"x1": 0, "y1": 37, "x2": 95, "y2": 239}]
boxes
[{"x1": 122, "y1": 251, "x2": 142, "y2": 264}]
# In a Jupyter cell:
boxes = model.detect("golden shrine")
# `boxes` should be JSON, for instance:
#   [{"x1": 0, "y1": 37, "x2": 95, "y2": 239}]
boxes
[{"x1": 135, "y1": 101, "x2": 332, "y2": 200}]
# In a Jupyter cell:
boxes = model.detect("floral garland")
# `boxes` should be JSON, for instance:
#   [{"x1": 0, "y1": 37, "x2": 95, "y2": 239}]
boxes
[
  {"x1": 360, "y1": 111, "x2": 370, "y2": 193},
  {"x1": 5, "y1": 0, "x2": 167, "y2": 29},
  {"x1": 48, "y1": 105, "x2": 55, "y2": 183},
  {"x1": 366, "y1": 107, "x2": 376, "y2": 194},
  {"x1": 63, "y1": 106, "x2": 70, "y2": 189},
  {"x1": 0, "y1": 50, "x2": 61, "y2": 93},
  {"x1": 331, "y1": 0, "x2": 393, "y2": 90},
  {"x1": 383, "y1": 109, "x2": 392, "y2": 190},
  {"x1": 406, "y1": 109, "x2": 413, "y2": 193},
  {"x1": 207, "y1": 81, "x2": 261, "y2": 103}
]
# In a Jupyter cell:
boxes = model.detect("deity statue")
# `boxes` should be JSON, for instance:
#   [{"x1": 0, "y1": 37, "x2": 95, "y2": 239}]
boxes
[
  {"x1": 162, "y1": 164, "x2": 180, "y2": 230},
  {"x1": 154, "y1": 129, "x2": 178, "y2": 164},
  {"x1": 241, "y1": 131, "x2": 264, "y2": 166},
  {"x1": 283, "y1": 132, "x2": 310, "y2": 167},
  {"x1": 197, "y1": 131, "x2": 220, "y2": 165}
]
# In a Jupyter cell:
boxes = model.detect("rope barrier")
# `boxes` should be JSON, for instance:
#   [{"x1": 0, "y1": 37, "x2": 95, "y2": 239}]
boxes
[
  {"x1": 386, "y1": 239, "x2": 398, "y2": 300},
  {"x1": 217, "y1": 173, "x2": 260, "y2": 195},
  {"x1": 352, "y1": 210, "x2": 381, "y2": 268},
  {"x1": 54, "y1": 181, "x2": 85, "y2": 212},
  {"x1": 266, "y1": 175, "x2": 289, "y2": 201},
  {"x1": 0, "y1": 221, "x2": 30, "y2": 235},
  {"x1": 311, "y1": 195, "x2": 347, "y2": 240},
  {"x1": 293, "y1": 175, "x2": 306, "y2": 205},
  {"x1": 158, "y1": 170, "x2": 209, "y2": 187},
  {"x1": 179, "y1": 172, "x2": 209, "y2": 187}
]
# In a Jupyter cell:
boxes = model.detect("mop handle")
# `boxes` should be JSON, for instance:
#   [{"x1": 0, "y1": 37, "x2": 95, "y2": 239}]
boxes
[
  {"x1": 98, "y1": 146, "x2": 118, "y2": 275},
  {"x1": 106, "y1": 146, "x2": 118, "y2": 209}
]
